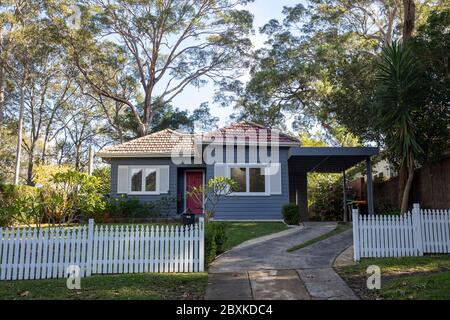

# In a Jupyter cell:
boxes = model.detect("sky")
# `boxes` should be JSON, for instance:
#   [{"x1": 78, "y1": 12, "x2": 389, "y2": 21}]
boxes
[{"x1": 171, "y1": 0, "x2": 303, "y2": 129}]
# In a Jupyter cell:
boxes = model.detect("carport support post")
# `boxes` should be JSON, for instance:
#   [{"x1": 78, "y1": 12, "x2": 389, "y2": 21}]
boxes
[
  {"x1": 366, "y1": 156, "x2": 374, "y2": 215},
  {"x1": 343, "y1": 170, "x2": 347, "y2": 222}
]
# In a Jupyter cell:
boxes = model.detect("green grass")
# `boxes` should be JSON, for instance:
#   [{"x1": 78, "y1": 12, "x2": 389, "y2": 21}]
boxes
[
  {"x1": 335, "y1": 254, "x2": 450, "y2": 300},
  {"x1": 0, "y1": 272, "x2": 208, "y2": 300},
  {"x1": 287, "y1": 223, "x2": 352, "y2": 252},
  {"x1": 211, "y1": 221, "x2": 289, "y2": 252}
]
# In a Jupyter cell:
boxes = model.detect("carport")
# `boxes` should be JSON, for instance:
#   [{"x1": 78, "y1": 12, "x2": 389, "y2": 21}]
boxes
[{"x1": 288, "y1": 147, "x2": 379, "y2": 221}]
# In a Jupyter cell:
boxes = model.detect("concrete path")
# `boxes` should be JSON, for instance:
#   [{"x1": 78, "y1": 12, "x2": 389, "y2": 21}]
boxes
[{"x1": 205, "y1": 222, "x2": 358, "y2": 300}]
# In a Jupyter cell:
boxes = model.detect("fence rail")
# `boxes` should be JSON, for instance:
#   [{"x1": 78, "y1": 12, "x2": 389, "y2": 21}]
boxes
[
  {"x1": 0, "y1": 218, "x2": 204, "y2": 281},
  {"x1": 352, "y1": 204, "x2": 450, "y2": 260}
]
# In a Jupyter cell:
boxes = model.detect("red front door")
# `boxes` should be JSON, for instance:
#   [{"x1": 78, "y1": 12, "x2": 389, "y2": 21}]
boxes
[{"x1": 185, "y1": 171, "x2": 204, "y2": 214}]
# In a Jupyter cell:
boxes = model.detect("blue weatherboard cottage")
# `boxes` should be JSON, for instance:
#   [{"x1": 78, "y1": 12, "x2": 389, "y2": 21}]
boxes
[{"x1": 97, "y1": 121, "x2": 378, "y2": 221}]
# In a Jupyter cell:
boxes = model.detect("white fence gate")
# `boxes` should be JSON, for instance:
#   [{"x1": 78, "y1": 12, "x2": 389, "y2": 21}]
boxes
[
  {"x1": 0, "y1": 218, "x2": 204, "y2": 281},
  {"x1": 352, "y1": 204, "x2": 450, "y2": 260}
]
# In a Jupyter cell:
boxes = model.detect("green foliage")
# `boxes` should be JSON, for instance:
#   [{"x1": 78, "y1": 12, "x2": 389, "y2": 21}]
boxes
[
  {"x1": 230, "y1": 2, "x2": 448, "y2": 164},
  {"x1": 209, "y1": 223, "x2": 229, "y2": 255},
  {"x1": 67, "y1": 0, "x2": 253, "y2": 136},
  {"x1": 40, "y1": 170, "x2": 106, "y2": 223},
  {"x1": 376, "y1": 41, "x2": 422, "y2": 168},
  {"x1": 0, "y1": 184, "x2": 41, "y2": 227},
  {"x1": 281, "y1": 203, "x2": 300, "y2": 225},
  {"x1": 408, "y1": 9, "x2": 450, "y2": 163},
  {"x1": 308, "y1": 173, "x2": 343, "y2": 221},
  {"x1": 106, "y1": 195, "x2": 163, "y2": 220},
  {"x1": 33, "y1": 165, "x2": 72, "y2": 186},
  {"x1": 204, "y1": 225, "x2": 218, "y2": 266},
  {"x1": 92, "y1": 167, "x2": 111, "y2": 195},
  {"x1": 204, "y1": 222, "x2": 229, "y2": 266},
  {"x1": 376, "y1": 203, "x2": 401, "y2": 216}
]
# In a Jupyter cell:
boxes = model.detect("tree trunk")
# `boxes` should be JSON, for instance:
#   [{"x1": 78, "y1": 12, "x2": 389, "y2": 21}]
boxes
[
  {"x1": 400, "y1": 152, "x2": 415, "y2": 213},
  {"x1": 14, "y1": 82, "x2": 26, "y2": 185},
  {"x1": 398, "y1": 166, "x2": 407, "y2": 208},
  {"x1": 402, "y1": 0, "x2": 416, "y2": 40},
  {"x1": 26, "y1": 144, "x2": 35, "y2": 186},
  {"x1": 0, "y1": 29, "x2": 4, "y2": 137},
  {"x1": 75, "y1": 143, "x2": 82, "y2": 171},
  {"x1": 138, "y1": 122, "x2": 149, "y2": 137},
  {"x1": 0, "y1": 66, "x2": 5, "y2": 136}
]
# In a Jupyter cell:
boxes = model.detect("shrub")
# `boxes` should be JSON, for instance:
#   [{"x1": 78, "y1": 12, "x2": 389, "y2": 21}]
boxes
[
  {"x1": 0, "y1": 184, "x2": 42, "y2": 227},
  {"x1": 105, "y1": 195, "x2": 177, "y2": 220},
  {"x1": 282, "y1": 203, "x2": 300, "y2": 225},
  {"x1": 211, "y1": 223, "x2": 228, "y2": 254},
  {"x1": 204, "y1": 227, "x2": 217, "y2": 266},
  {"x1": 308, "y1": 173, "x2": 343, "y2": 220},
  {"x1": 92, "y1": 167, "x2": 111, "y2": 195},
  {"x1": 204, "y1": 222, "x2": 229, "y2": 267},
  {"x1": 33, "y1": 164, "x2": 72, "y2": 186},
  {"x1": 376, "y1": 203, "x2": 401, "y2": 215},
  {"x1": 40, "y1": 170, "x2": 106, "y2": 223}
]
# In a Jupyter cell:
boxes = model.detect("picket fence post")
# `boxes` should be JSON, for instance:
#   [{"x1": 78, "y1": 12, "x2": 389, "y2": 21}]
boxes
[
  {"x1": 86, "y1": 219, "x2": 94, "y2": 276},
  {"x1": 412, "y1": 203, "x2": 423, "y2": 256},
  {"x1": 352, "y1": 208, "x2": 360, "y2": 261},
  {"x1": 198, "y1": 217, "x2": 205, "y2": 272}
]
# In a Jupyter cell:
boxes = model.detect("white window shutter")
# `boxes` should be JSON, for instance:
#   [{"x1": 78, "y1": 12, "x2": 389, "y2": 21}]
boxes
[
  {"x1": 214, "y1": 163, "x2": 228, "y2": 194},
  {"x1": 159, "y1": 166, "x2": 170, "y2": 194},
  {"x1": 214, "y1": 163, "x2": 227, "y2": 178},
  {"x1": 117, "y1": 166, "x2": 129, "y2": 194},
  {"x1": 267, "y1": 163, "x2": 282, "y2": 195}
]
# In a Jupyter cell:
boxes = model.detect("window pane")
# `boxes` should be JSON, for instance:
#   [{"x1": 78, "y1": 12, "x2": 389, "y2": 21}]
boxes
[
  {"x1": 131, "y1": 169, "x2": 142, "y2": 192},
  {"x1": 230, "y1": 167, "x2": 246, "y2": 192},
  {"x1": 145, "y1": 169, "x2": 157, "y2": 192},
  {"x1": 250, "y1": 168, "x2": 265, "y2": 193}
]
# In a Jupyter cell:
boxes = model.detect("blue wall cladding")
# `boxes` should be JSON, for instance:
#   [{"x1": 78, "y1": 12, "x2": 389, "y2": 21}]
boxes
[{"x1": 110, "y1": 146, "x2": 290, "y2": 221}]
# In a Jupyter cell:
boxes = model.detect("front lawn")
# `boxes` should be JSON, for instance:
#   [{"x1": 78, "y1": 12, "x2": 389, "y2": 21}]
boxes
[
  {"x1": 211, "y1": 221, "x2": 289, "y2": 252},
  {"x1": 335, "y1": 254, "x2": 450, "y2": 300},
  {"x1": 0, "y1": 272, "x2": 208, "y2": 300}
]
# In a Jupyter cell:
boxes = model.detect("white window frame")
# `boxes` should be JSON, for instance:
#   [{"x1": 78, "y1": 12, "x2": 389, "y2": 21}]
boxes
[
  {"x1": 128, "y1": 166, "x2": 160, "y2": 195},
  {"x1": 227, "y1": 163, "x2": 270, "y2": 196}
]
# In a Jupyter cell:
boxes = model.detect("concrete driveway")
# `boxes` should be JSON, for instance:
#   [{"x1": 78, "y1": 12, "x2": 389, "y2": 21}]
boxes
[{"x1": 205, "y1": 222, "x2": 358, "y2": 300}]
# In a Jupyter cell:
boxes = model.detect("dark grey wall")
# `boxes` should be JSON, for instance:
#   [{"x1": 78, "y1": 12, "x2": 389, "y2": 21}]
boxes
[
  {"x1": 206, "y1": 147, "x2": 290, "y2": 220},
  {"x1": 110, "y1": 158, "x2": 178, "y2": 216},
  {"x1": 110, "y1": 147, "x2": 291, "y2": 221},
  {"x1": 288, "y1": 172, "x2": 309, "y2": 221}
]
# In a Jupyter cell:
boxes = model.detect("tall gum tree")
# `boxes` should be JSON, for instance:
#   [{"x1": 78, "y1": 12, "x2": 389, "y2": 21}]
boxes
[{"x1": 65, "y1": 0, "x2": 254, "y2": 136}]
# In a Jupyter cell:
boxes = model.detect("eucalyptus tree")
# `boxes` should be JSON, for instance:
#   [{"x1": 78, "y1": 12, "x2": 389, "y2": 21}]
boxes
[
  {"x1": 229, "y1": 0, "x2": 406, "y2": 135},
  {"x1": 1, "y1": 0, "x2": 46, "y2": 185},
  {"x1": 67, "y1": 0, "x2": 254, "y2": 136}
]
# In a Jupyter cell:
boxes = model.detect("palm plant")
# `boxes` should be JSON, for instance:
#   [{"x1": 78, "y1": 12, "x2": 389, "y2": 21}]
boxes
[{"x1": 376, "y1": 41, "x2": 422, "y2": 213}]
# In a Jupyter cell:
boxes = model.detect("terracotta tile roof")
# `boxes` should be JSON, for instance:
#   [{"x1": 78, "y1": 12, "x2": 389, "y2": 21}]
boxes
[
  {"x1": 97, "y1": 129, "x2": 196, "y2": 157},
  {"x1": 202, "y1": 121, "x2": 300, "y2": 145},
  {"x1": 97, "y1": 121, "x2": 300, "y2": 158}
]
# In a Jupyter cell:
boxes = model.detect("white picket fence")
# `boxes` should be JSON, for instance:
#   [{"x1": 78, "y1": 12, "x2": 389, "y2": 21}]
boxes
[
  {"x1": 0, "y1": 218, "x2": 204, "y2": 281},
  {"x1": 352, "y1": 204, "x2": 450, "y2": 260}
]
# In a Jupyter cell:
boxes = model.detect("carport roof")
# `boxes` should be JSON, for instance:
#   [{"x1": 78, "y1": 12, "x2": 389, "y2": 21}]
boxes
[{"x1": 288, "y1": 147, "x2": 379, "y2": 173}]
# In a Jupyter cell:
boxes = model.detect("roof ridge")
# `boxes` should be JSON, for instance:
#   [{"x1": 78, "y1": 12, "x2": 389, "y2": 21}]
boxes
[
  {"x1": 239, "y1": 120, "x2": 267, "y2": 129},
  {"x1": 164, "y1": 128, "x2": 192, "y2": 136},
  {"x1": 101, "y1": 128, "x2": 192, "y2": 152}
]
